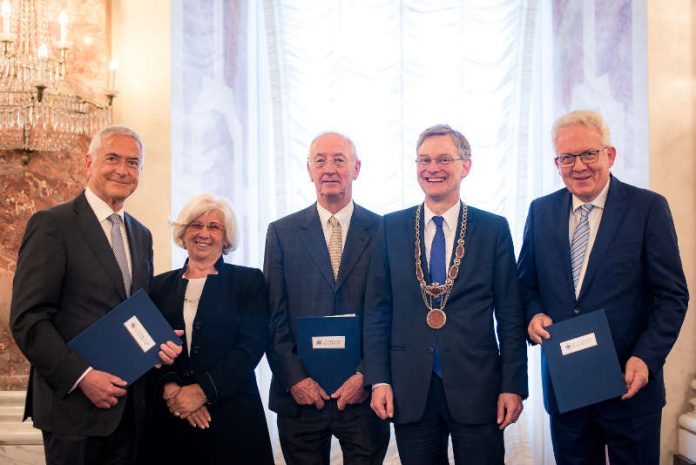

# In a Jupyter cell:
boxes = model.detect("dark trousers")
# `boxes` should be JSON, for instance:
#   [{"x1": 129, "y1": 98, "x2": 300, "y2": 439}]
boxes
[
  {"x1": 43, "y1": 395, "x2": 137, "y2": 465},
  {"x1": 278, "y1": 399, "x2": 390, "y2": 465},
  {"x1": 550, "y1": 406, "x2": 661, "y2": 465},
  {"x1": 394, "y1": 375, "x2": 504, "y2": 465}
]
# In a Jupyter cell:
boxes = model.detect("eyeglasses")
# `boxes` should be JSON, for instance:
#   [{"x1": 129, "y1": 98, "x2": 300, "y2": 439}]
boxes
[
  {"x1": 554, "y1": 147, "x2": 607, "y2": 167},
  {"x1": 415, "y1": 156, "x2": 464, "y2": 166},
  {"x1": 187, "y1": 222, "x2": 225, "y2": 233}
]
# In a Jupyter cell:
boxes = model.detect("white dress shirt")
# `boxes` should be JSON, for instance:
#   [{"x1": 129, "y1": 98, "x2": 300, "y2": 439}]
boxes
[
  {"x1": 568, "y1": 180, "x2": 610, "y2": 297},
  {"x1": 317, "y1": 201, "x2": 354, "y2": 250},
  {"x1": 423, "y1": 201, "x2": 461, "y2": 273}
]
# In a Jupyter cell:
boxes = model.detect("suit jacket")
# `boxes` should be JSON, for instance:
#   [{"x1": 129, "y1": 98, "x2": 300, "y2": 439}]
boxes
[
  {"x1": 264, "y1": 203, "x2": 381, "y2": 416},
  {"x1": 10, "y1": 191, "x2": 153, "y2": 436},
  {"x1": 363, "y1": 204, "x2": 528, "y2": 425},
  {"x1": 142, "y1": 258, "x2": 273, "y2": 463},
  {"x1": 517, "y1": 176, "x2": 689, "y2": 417}
]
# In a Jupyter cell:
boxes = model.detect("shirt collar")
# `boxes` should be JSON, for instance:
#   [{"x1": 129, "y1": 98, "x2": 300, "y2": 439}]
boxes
[
  {"x1": 84, "y1": 187, "x2": 126, "y2": 223},
  {"x1": 571, "y1": 177, "x2": 611, "y2": 212},
  {"x1": 316, "y1": 200, "x2": 354, "y2": 228},
  {"x1": 424, "y1": 201, "x2": 461, "y2": 231}
]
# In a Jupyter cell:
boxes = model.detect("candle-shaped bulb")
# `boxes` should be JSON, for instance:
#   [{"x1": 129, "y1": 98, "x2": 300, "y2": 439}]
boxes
[
  {"x1": 38, "y1": 44, "x2": 48, "y2": 59},
  {"x1": 37, "y1": 44, "x2": 48, "y2": 82},
  {"x1": 2, "y1": 0, "x2": 11, "y2": 35},
  {"x1": 108, "y1": 58, "x2": 118, "y2": 91},
  {"x1": 58, "y1": 11, "x2": 67, "y2": 44}
]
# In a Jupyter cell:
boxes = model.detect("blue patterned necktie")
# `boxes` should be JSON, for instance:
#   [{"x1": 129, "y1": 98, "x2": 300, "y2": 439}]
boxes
[
  {"x1": 570, "y1": 204, "x2": 594, "y2": 293},
  {"x1": 108, "y1": 213, "x2": 131, "y2": 296},
  {"x1": 430, "y1": 216, "x2": 446, "y2": 377}
]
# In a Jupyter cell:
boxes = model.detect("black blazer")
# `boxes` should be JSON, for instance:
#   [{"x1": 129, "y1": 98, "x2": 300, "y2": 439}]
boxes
[
  {"x1": 10, "y1": 191, "x2": 153, "y2": 436},
  {"x1": 363, "y1": 205, "x2": 528, "y2": 424},
  {"x1": 264, "y1": 203, "x2": 381, "y2": 416},
  {"x1": 518, "y1": 176, "x2": 689, "y2": 416}
]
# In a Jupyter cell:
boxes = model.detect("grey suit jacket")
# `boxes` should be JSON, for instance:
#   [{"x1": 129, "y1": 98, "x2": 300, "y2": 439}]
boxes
[
  {"x1": 264, "y1": 202, "x2": 380, "y2": 416},
  {"x1": 10, "y1": 191, "x2": 153, "y2": 436}
]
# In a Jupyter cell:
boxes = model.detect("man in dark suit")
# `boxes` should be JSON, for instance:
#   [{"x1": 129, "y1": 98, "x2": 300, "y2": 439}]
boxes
[
  {"x1": 517, "y1": 109, "x2": 689, "y2": 465},
  {"x1": 265, "y1": 132, "x2": 389, "y2": 465},
  {"x1": 363, "y1": 124, "x2": 528, "y2": 465},
  {"x1": 10, "y1": 126, "x2": 182, "y2": 465}
]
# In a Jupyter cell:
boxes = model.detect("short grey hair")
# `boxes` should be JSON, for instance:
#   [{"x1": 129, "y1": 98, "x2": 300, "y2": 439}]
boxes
[
  {"x1": 552, "y1": 109, "x2": 612, "y2": 147},
  {"x1": 417, "y1": 124, "x2": 472, "y2": 160},
  {"x1": 88, "y1": 125, "x2": 145, "y2": 162},
  {"x1": 172, "y1": 193, "x2": 238, "y2": 255},
  {"x1": 307, "y1": 131, "x2": 359, "y2": 161}
]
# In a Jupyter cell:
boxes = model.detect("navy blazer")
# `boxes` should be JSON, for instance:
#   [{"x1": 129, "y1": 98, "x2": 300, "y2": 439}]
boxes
[
  {"x1": 264, "y1": 203, "x2": 380, "y2": 416},
  {"x1": 363, "y1": 204, "x2": 528, "y2": 425},
  {"x1": 11, "y1": 191, "x2": 153, "y2": 436},
  {"x1": 517, "y1": 176, "x2": 689, "y2": 416}
]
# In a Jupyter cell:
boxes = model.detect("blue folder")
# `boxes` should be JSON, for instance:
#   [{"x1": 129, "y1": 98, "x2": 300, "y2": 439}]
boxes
[
  {"x1": 295, "y1": 315, "x2": 361, "y2": 393},
  {"x1": 68, "y1": 289, "x2": 181, "y2": 384},
  {"x1": 542, "y1": 309, "x2": 626, "y2": 413}
]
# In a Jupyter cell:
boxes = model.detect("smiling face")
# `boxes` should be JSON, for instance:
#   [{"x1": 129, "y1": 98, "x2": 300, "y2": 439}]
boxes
[
  {"x1": 417, "y1": 134, "x2": 471, "y2": 212},
  {"x1": 183, "y1": 209, "x2": 226, "y2": 265},
  {"x1": 86, "y1": 134, "x2": 143, "y2": 211},
  {"x1": 554, "y1": 124, "x2": 616, "y2": 202},
  {"x1": 307, "y1": 133, "x2": 361, "y2": 213}
]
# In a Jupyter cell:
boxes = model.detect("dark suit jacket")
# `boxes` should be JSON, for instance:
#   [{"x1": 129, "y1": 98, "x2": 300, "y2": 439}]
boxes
[
  {"x1": 142, "y1": 258, "x2": 273, "y2": 463},
  {"x1": 517, "y1": 176, "x2": 689, "y2": 417},
  {"x1": 10, "y1": 191, "x2": 153, "y2": 436},
  {"x1": 264, "y1": 203, "x2": 381, "y2": 416},
  {"x1": 363, "y1": 204, "x2": 528, "y2": 425}
]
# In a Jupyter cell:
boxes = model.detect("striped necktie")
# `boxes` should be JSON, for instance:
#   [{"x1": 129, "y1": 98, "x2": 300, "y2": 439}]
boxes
[
  {"x1": 108, "y1": 213, "x2": 131, "y2": 296},
  {"x1": 570, "y1": 204, "x2": 594, "y2": 292}
]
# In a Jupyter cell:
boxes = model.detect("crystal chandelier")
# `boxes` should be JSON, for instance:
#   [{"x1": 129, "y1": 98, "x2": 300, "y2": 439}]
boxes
[{"x1": 0, "y1": 0, "x2": 114, "y2": 155}]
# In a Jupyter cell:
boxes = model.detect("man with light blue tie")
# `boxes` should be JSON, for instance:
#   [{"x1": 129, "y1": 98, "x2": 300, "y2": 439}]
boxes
[
  {"x1": 363, "y1": 124, "x2": 528, "y2": 464},
  {"x1": 518, "y1": 109, "x2": 689, "y2": 465}
]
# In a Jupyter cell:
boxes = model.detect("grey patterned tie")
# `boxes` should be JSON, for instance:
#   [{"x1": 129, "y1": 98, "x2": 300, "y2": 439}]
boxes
[
  {"x1": 108, "y1": 213, "x2": 131, "y2": 296},
  {"x1": 328, "y1": 216, "x2": 342, "y2": 281},
  {"x1": 570, "y1": 204, "x2": 594, "y2": 292}
]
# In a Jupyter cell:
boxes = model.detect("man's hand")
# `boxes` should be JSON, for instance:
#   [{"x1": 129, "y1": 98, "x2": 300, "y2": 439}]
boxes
[
  {"x1": 290, "y1": 377, "x2": 330, "y2": 410},
  {"x1": 331, "y1": 373, "x2": 369, "y2": 411},
  {"x1": 186, "y1": 405, "x2": 212, "y2": 429},
  {"x1": 528, "y1": 313, "x2": 553, "y2": 344},
  {"x1": 158, "y1": 329, "x2": 184, "y2": 366},
  {"x1": 166, "y1": 383, "x2": 207, "y2": 419},
  {"x1": 496, "y1": 392, "x2": 523, "y2": 430},
  {"x1": 370, "y1": 384, "x2": 394, "y2": 420},
  {"x1": 621, "y1": 356, "x2": 649, "y2": 400},
  {"x1": 78, "y1": 369, "x2": 127, "y2": 409}
]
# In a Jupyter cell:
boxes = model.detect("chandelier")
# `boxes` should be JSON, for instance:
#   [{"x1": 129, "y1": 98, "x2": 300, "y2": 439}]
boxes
[{"x1": 0, "y1": 0, "x2": 115, "y2": 155}]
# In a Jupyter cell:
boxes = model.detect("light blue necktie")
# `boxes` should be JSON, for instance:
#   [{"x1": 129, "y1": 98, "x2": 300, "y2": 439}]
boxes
[
  {"x1": 430, "y1": 216, "x2": 445, "y2": 377},
  {"x1": 108, "y1": 213, "x2": 131, "y2": 296},
  {"x1": 570, "y1": 204, "x2": 594, "y2": 292}
]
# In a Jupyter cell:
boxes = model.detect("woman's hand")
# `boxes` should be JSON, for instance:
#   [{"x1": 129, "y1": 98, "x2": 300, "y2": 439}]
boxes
[
  {"x1": 166, "y1": 383, "x2": 207, "y2": 419},
  {"x1": 186, "y1": 405, "x2": 212, "y2": 429}
]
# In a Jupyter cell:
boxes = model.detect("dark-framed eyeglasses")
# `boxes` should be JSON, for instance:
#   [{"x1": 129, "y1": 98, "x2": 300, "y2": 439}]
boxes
[
  {"x1": 554, "y1": 147, "x2": 608, "y2": 167},
  {"x1": 415, "y1": 156, "x2": 464, "y2": 166},
  {"x1": 187, "y1": 222, "x2": 225, "y2": 233}
]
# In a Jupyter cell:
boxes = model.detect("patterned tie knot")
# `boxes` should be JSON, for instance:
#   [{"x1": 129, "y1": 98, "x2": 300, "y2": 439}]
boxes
[
  {"x1": 108, "y1": 213, "x2": 122, "y2": 225},
  {"x1": 329, "y1": 215, "x2": 339, "y2": 228},
  {"x1": 579, "y1": 203, "x2": 594, "y2": 217}
]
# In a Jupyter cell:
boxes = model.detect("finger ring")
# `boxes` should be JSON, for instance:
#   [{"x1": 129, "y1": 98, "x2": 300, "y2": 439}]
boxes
[{"x1": 174, "y1": 410, "x2": 181, "y2": 416}]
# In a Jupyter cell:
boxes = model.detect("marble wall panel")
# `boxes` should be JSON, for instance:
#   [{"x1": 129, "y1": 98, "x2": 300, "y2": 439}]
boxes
[{"x1": 0, "y1": 0, "x2": 108, "y2": 390}]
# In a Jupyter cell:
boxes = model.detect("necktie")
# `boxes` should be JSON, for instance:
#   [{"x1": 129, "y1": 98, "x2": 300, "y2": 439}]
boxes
[
  {"x1": 108, "y1": 213, "x2": 131, "y2": 296},
  {"x1": 570, "y1": 204, "x2": 594, "y2": 292},
  {"x1": 430, "y1": 216, "x2": 445, "y2": 377},
  {"x1": 328, "y1": 216, "x2": 342, "y2": 281}
]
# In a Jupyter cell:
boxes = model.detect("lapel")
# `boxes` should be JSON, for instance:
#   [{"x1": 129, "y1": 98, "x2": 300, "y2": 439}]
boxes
[
  {"x1": 448, "y1": 202, "x2": 471, "y2": 296},
  {"x1": 553, "y1": 191, "x2": 576, "y2": 300},
  {"x1": 299, "y1": 205, "x2": 336, "y2": 288},
  {"x1": 124, "y1": 213, "x2": 144, "y2": 292},
  {"x1": 578, "y1": 176, "x2": 627, "y2": 299},
  {"x1": 72, "y1": 191, "x2": 128, "y2": 300},
  {"x1": 335, "y1": 204, "x2": 375, "y2": 289}
]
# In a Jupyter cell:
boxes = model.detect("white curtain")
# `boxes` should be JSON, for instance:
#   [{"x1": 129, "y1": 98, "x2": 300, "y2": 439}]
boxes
[{"x1": 170, "y1": 1, "x2": 647, "y2": 464}]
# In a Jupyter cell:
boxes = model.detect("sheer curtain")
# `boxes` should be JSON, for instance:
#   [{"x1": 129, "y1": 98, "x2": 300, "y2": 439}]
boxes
[{"x1": 171, "y1": 1, "x2": 647, "y2": 464}]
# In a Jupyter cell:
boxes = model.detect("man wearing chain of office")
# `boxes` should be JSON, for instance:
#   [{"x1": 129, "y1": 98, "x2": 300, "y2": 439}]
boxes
[{"x1": 363, "y1": 124, "x2": 528, "y2": 464}]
